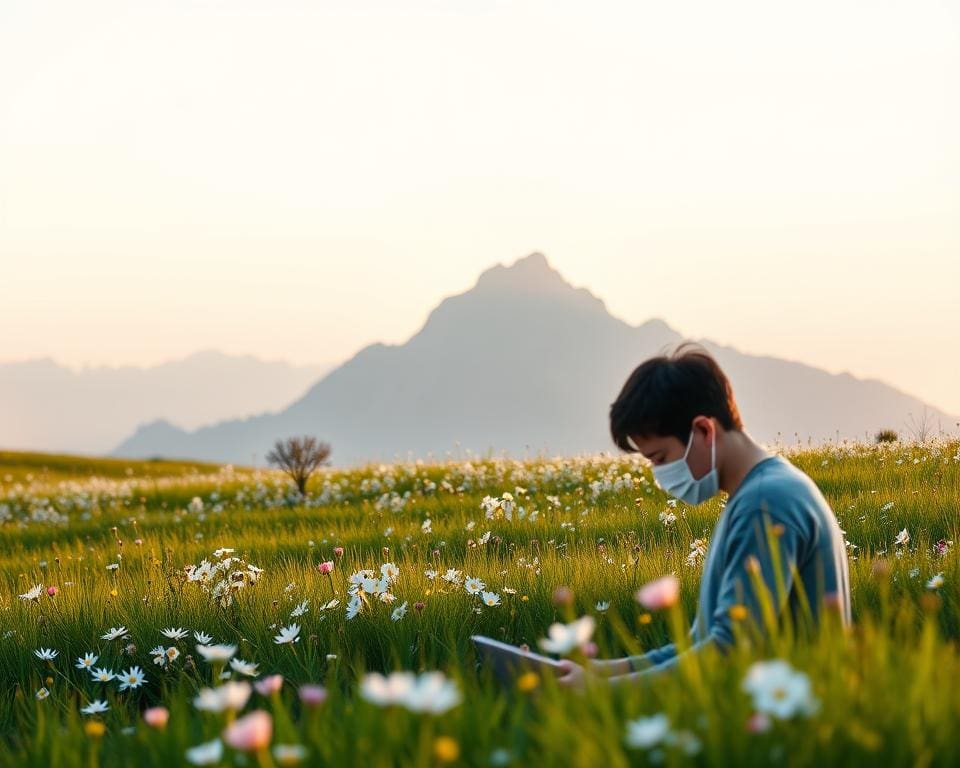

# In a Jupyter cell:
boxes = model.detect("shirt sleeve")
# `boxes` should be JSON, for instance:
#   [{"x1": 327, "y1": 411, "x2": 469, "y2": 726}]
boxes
[{"x1": 626, "y1": 508, "x2": 803, "y2": 678}]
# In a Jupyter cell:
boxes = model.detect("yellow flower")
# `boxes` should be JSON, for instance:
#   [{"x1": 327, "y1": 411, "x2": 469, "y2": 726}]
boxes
[
  {"x1": 84, "y1": 720, "x2": 106, "y2": 738},
  {"x1": 110, "y1": 589, "x2": 118, "y2": 597},
  {"x1": 521, "y1": 595, "x2": 529, "y2": 602},
  {"x1": 729, "y1": 604, "x2": 749, "y2": 621},
  {"x1": 638, "y1": 613, "x2": 652, "y2": 625},
  {"x1": 433, "y1": 736, "x2": 460, "y2": 763},
  {"x1": 516, "y1": 671, "x2": 539, "y2": 693}
]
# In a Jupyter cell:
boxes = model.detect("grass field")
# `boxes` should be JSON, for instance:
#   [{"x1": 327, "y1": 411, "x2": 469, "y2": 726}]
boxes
[{"x1": 1, "y1": 441, "x2": 958, "y2": 767}]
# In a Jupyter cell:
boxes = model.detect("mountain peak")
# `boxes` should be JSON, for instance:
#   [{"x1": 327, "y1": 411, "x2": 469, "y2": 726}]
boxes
[{"x1": 474, "y1": 251, "x2": 564, "y2": 291}]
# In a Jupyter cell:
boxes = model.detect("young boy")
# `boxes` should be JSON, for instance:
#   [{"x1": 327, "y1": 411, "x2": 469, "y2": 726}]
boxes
[{"x1": 557, "y1": 343, "x2": 851, "y2": 688}]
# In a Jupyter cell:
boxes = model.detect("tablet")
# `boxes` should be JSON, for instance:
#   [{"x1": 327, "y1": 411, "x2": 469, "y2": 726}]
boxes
[{"x1": 471, "y1": 635, "x2": 564, "y2": 684}]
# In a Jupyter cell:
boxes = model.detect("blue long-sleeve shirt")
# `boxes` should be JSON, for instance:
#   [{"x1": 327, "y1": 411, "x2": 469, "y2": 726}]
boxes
[{"x1": 629, "y1": 454, "x2": 851, "y2": 675}]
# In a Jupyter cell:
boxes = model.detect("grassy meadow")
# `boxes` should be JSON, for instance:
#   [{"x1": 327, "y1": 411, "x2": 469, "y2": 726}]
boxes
[{"x1": 0, "y1": 440, "x2": 958, "y2": 767}]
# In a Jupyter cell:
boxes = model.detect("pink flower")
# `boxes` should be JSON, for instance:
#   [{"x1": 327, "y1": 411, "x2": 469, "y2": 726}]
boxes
[
  {"x1": 317, "y1": 561, "x2": 334, "y2": 575},
  {"x1": 143, "y1": 706, "x2": 169, "y2": 729},
  {"x1": 134, "y1": 538, "x2": 143, "y2": 546},
  {"x1": 746, "y1": 712, "x2": 772, "y2": 733},
  {"x1": 223, "y1": 709, "x2": 272, "y2": 752},
  {"x1": 333, "y1": 547, "x2": 344, "y2": 558},
  {"x1": 46, "y1": 586, "x2": 58, "y2": 597},
  {"x1": 634, "y1": 575, "x2": 680, "y2": 611},
  {"x1": 580, "y1": 641, "x2": 598, "y2": 658},
  {"x1": 298, "y1": 684, "x2": 327, "y2": 706},
  {"x1": 254, "y1": 675, "x2": 284, "y2": 696}
]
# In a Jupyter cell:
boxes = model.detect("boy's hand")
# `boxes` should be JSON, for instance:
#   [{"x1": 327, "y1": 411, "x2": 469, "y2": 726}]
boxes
[{"x1": 556, "y1": 659, "x2": 587, "y2": 690}]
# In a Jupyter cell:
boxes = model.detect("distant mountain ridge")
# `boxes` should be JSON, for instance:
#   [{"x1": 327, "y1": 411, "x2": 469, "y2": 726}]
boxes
[
  {"x1": 112, "y1": 253, "x2": 958, "y2": 466},
  {"x1": 0, "y1": 351, "x2": 332, "y2": 454}
]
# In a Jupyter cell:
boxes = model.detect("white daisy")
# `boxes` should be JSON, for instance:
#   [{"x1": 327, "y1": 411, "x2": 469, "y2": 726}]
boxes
[
  {"x1": 481, "y1": 591, "x2": 501, "y2": 607},
  {"x1": 464, "y1": 577, "x2": 486, "y2": 595},
  {"x1": 90, "y1": 667, "x2": 116, "y2": 683},
  {"x1": 391, "y1": 601, "x2": 409, "y2": 621},
  {"x1": 161, "y1": 627, "x2": 190, "y2": 640},
  {"x1": 81, "y1": 699, "x2": 110, "y2": 715},
  {"x1": 76, "y1": 652, "x2": 98, "y2": 670},
  {"x1": 193, "y1": 631, "x2": 213, "y2": 645},
  {"x1": 118, "y1": 665, "x2": 146, "y2": 691},
  {"x1": 346, "y1": 595, "x2": 362, "y2": 620},
  {"x1": 102, "y1": 626, "x2": 130, "y2": 641},
  {"x1": 273, "y1": 624, "x2": 301, "y2": 645},
  {"x1": 290, "y1": 600, "x2": 309, "y2": 618},
  {"x1": 19, "y1": 584, "x2": 44, "y2": 601},
  {"x1": 34, "y1": 647, "x2": 59, "y2": 661},
  {"x1": 35, "y1": 687, "x2": 50, "y2": 701},
  {"x1": 229, "y1": 658, "x2": 259, "y2": 677},
  {"x1": 185, "y1": 738, "x2": 223, "y2": 766},
  {"x1": 196, "y1": 644, "x2": 237, "y2": 662}
]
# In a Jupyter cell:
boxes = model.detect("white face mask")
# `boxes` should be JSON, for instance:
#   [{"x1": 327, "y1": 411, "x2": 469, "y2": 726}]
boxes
[{"x1": 650, "y1": 425, "x2": 719, "y2": 505}]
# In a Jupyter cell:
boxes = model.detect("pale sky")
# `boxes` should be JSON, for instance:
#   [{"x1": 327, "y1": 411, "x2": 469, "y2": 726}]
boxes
[{"x1": 1, "y1": 0, "x2": 958, "y2": 416}]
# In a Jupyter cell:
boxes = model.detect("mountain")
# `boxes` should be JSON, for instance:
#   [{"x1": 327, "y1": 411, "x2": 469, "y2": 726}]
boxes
[
  {"x1": 113, "y1": 253, "x2": 958, "y2": 466},
  {"x1": 0, "y1": 351, "x2": 333, "y2": 454}
]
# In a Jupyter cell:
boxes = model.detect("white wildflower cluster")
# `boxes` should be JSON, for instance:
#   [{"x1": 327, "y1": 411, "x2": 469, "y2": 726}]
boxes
[
  {"x1": 345, "y1": 562, "x2": 401, "y2": 620},
  {"x1": 360, "y1": 670, "x2": 461, "y2": 714},
  {"x1": 480, "y1": 491, "x2": 539, "y2": 522},
  {"x1": 185, "y1": 548, "x2": 264, "y2": 608},
  {"x1": 685, "y1": 538, "x2": 708, "y2": 567},
  {"x1": 624, "y1": 713, "x2": 701, "y2": 755},
  {"x1": 742, "y1": 659, "x2": 820, "y2": 719}
]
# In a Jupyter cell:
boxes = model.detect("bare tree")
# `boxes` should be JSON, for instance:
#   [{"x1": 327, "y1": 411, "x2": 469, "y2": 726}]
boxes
[
  {"x1": 904, "y1": 407, "x2": 938, "y2": 444},
  {"x1": 266, "y1": 436, "x2": 331, "y2": 495}
]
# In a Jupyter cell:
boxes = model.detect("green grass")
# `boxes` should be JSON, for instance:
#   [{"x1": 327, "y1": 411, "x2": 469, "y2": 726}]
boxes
[{"x1": 0, "y1": 441, "x2": 957, "y2": 767}]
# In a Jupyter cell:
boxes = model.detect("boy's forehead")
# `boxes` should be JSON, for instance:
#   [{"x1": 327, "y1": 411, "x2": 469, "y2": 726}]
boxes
[{"x1": 627, "y1": 433, "x2": 680, "y2": 457}]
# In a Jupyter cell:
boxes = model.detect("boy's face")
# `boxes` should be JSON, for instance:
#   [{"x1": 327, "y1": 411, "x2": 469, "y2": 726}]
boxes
[{"x1": 627, "y1": 416, "x2": 717, "y2": 480}]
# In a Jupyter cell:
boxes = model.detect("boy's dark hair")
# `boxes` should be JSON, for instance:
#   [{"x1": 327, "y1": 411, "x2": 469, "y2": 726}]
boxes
[{"x1": 610, "y1": 342, "x2": 744, "y2": 452}]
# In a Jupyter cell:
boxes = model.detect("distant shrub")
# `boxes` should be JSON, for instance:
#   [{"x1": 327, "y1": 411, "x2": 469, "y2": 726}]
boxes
[
  {"x1": 266, "y1": 436, "x2": 331, "y2": 495},
  {"x1": 875, "y1": 429, "x2": 898, "y2": 444}
]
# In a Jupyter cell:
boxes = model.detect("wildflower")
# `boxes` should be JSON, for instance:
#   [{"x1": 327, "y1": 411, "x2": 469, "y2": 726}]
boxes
[
  {"x1": 90, "y1": 667, "x2": 116, "y2": 683},
  {"x1": 433, "y1": 736, "x2": 460, "y2": 763},
  {"x1": 298, "y1": 684, "x2": 327, "y2": 706},
  {"x1": 464, "y1": 577, "x2": 486, "y2": 595},
  {"x1": 894, "y1": 528, "x2": 910, "y2": 546},
  {"x1": 193, "y1": 630, "x2": 213, "y2": 645},
  {"x1": 333, "y1": 546, "x2": 344, "y2": 558},
  {"x1": 81, "y1": 699, "x2": 109, "y2": 715},
  {"x1": 481, "y1": 591, "x2": 501, "y2": 607},
  {"x1": 185, "y1": 738, "x2": 224, "y2": 766},
  {"x1": 102, "y1": 626, "x2": 130, "y2": 641},
  {"x1": 161, "y1": 627, "x2": 190, "y2": 640},
  {"x1": 927, "y1": 573, "x2": 945, "y2": 590},
  {"x1": 346, "y1": 595, "x2": 363, "y2": 620},
  {"x1": 46, "y1": 585, "x2": 58, "y2": 597},
  {"x1": 76, "y1": 652, "x2": 98, "y2": 671},
  {"x1": 194, "y1": 681, "x2": 252, "y2": 712},
  {"x1": 254, "y1": 674, "x2": 284, "y2": 696},
  {"x1": 143, "y1": 706, "x2": 169, "y2": 728},
  {"x1": 317, "y1": 561, "x2": 333, "y2": 575},
  {"x1": 85, "y1": 720, "x2": 106, "y2": 738},
  {"x1": 290, "y1": 599, "x2": 309, "y2": 618},
  {"x1": 595, "y1": 601, "x2": 610, "y2": 612},
  {"x1": 223, "y1": 709, "x2": 273, "y2": 752},
  {"x1": 635, "y1": 575, "x2": 680, "y2": 611},
  {"x1": 424, "y1": 569, "x2": 438, "y2": 580},
  {"x1": 273, "y1": 624, "x2": 301, "y2": 645},
  {"x1": 381, "y1": 562, "x2": 400, "y2": 581},
  {"x1": 118, "y1": 665, "x2": 146, "y2": 691},
  {"x1": 625, "y1": 713, "x2": 671, "y2": 749},
  {"x1": 18, "y1": 584, "x2": 44, "y2": 601},
  {"x1": 552, "y1": 586, "x2": 574, "y2": 606},
  {"x1": 391, "y1": 601, "x2": 409, "y2": 621},
  {"x1": 230, "y1": 658, "x2": 260, "y2": 677},
  {"x1": 35, "y1": 687, "x2": 50, "y2": 701},
  {"x1": 106, "y1": 563, "x2": 120, "y2": 571},
  {"x1": 742, "y1": 660, "x2": 819, "y2": 719},
  {"x1": 273, "y1": 744, "x2": 308, "y2": 765},
  {"x1": 34, "y1": 648, "x2": 59, "y2": 661},
  {"x1": 746, "y1": 712, "x2": 772, "y2": 733},
  {"x1": 538, "y1": 616, "x2": 596, "y2": 656},
  {"x1": 516, "y1": 671, "x2": 539, "y2": 692},
  {"x1": 360, "y1": 670, "x2": 461, "y2": 714},
  {"x1": 441, "y1": 568, "x2": 462, "y2": 585},
  {"x1": 659, "y1": 510, "x2": 677, "y2": 526},
  {"x1": 196, "y1": 644, "x2": 237, "y2": 662}
]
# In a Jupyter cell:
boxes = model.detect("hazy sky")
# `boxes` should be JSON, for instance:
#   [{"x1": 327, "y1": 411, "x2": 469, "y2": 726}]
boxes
[{"x1": 2, "y1": 0, "x2": 958, "y2": 416}]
